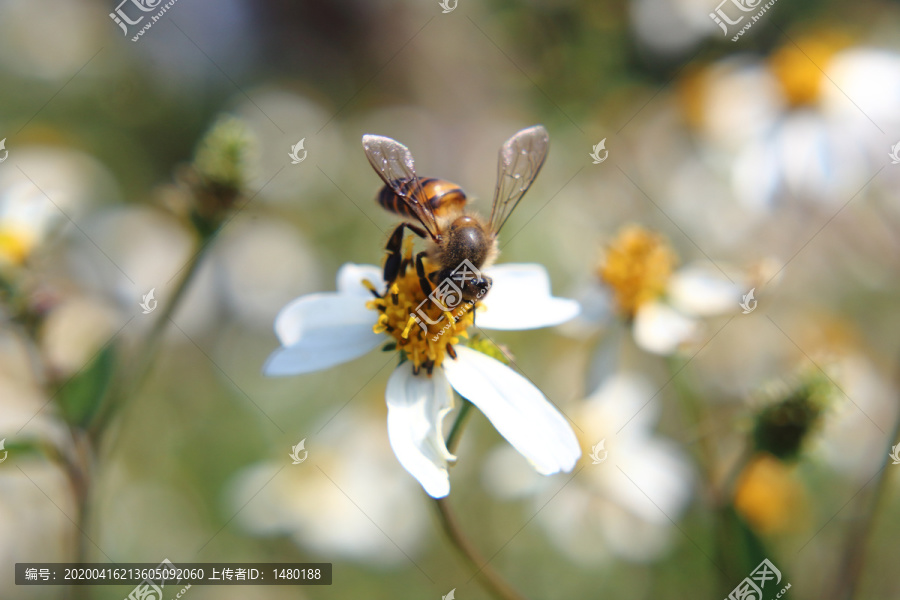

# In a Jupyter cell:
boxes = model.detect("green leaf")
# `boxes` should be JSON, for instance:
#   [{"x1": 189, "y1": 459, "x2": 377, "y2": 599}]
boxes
[
  {"x1": 56, "y1": 344, "x2": 117, "y2": 427},
  {"x1": 0, "y1": 438, "x2": 46, "y2": 461}
]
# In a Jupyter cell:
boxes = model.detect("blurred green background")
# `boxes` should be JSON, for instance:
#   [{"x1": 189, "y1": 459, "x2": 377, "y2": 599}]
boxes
[{"x1": 2, "y1": 0, "x2": 900, "y2": 599}]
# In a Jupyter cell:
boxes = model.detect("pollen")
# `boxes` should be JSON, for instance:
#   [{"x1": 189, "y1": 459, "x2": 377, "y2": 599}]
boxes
[
  {"x1": 597, "y1": 225, "x2": 676, "y2": 318},
  {"x1": 366, "y1": 238, "x2": 478, "y2": 375}
]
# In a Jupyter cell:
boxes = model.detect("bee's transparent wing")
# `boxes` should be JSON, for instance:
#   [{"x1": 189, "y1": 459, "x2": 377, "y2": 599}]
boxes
[
  {"x1": 488, "y1": 125, "x2": 550, "y2": 235},
  {"x1": 362, "y1": 134, "x2": 441, "y2": 240}
]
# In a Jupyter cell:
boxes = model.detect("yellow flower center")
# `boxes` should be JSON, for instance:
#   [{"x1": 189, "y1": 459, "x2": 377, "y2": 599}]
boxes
[
  {"x1": 0, "y1": 227, "x2": 35, "y2": 265},
  {"x1": 366, "y1": 238, "x2": 478, "y2": 375},
  {"x1": 598, "y1": 225, "x2": 677, "y2": 318},
  {"x1": 769, "y1": 31, "x2": 850, "y2": 107},
  {"x1": 733, "y1": 453, "x2": 806, "y2": 535}
]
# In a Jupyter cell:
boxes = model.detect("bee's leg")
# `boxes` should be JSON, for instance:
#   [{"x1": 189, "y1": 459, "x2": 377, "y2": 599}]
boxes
[
  {"x1": 406, "y1": 223, "x2": 428, "y2": 238},
  {"x1": 415, "y1": 251, "x2": 433, "y2": 296},
  {"x1": 384, "y1": 223, "x2": 428, "y2": 284}
]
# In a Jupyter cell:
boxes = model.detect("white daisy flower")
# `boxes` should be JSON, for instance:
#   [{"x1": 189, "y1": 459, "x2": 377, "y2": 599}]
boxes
[
  {"x1": 0, "y1": 147, "x2": 110, "y2": 267},
  {"x1": 230, "y1": 413, "x2": 429, "y2": 564},
  {"x1": 683, "y1": 35, "x2": 897, "y2": 211},
  {"x1": 264, "y1": 246, "x2": 582, "y2": 498},
  {"x1": 483, "y1": 372, "x2": 694, "y2": 563},
  {"x1": 575, "y1": 225, "x2": 741, "y2": 356}
]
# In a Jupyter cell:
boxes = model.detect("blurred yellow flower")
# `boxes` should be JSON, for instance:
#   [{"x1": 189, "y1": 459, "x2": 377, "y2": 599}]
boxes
[
  {"x1": 769, "y1": 31, "x2": 852, "y2": 106},
  {"x1": 734, "y1": 453, "x2": 806, "y2": 535},
  {"x1": 598, "y1": 225, "x2": 677, "y2": 318},
  {"x1": 0, "y1": 184, "x2": 58, "y2": 267},
  {"x1": 0, "y1": 227, "x2": 34, "y2": 265}
]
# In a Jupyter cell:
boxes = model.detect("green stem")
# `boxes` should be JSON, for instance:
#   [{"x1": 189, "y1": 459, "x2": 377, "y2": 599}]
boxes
[
  {"x1": 67, "y1": 427, "x2": 94, "y2": 600},
  {"x1": 831, "y1": 390, "x2": 900, "y2": 600},
  {"x1": 70, "y1": 234, "x2": 215, "y2": 577},
  {"x1": 667, "y1": 356, "x2": 737, "y2": 589},
  {"x1": 446, "y1": 400, "x2": 472, "y2": 454},
  {"x1": 432, "y1": 400, "x2": 529, "y2": 600},
  {"x1": 90, "y1": 236, "x2": 212, "y2": 437},
  {"x1": 433, "y1": 498, "x2": 528, "y2": 600}
]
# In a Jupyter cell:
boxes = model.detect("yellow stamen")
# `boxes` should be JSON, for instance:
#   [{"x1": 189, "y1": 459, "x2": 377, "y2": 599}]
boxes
[
  {"x1": 366, "y1": 239, "x2": 479, "y2": 373},
  {"x1": 401, "y1": 315, "x2": 417, "y2": 339},
  {"x1": 597, "y1": 225, "x2": 677, "y2": 318}
]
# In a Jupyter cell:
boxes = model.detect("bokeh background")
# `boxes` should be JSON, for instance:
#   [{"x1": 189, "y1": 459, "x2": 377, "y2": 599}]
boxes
[{"x1": 2, "y1": 0, "x2": 900, "y2": 598}]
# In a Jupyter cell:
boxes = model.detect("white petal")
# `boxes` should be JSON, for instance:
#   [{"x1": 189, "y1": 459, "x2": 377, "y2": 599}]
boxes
[
  {"x1": 336, "y1": 263, "x2": 384, "y2": 296},
  {"x1": 385, "y1": 363, "x2": 456, "y2": 498},
  {"x1": 443, "y1": 346, "x2": 580, "y2": 475},
  {"x1": 668, "y1": 265, "x2": 741, "y2": 317},
  {"x1": 613, "y1": 438, "x2": 694, "y2": 524},
  {"x1": 633, "y1": 302, "x2": 697, "y2": 356},
  {"x1": 265, "y1": 293, "x2": 382, "y2": 376},
  {"x1": 573, "y1": 281, "x2": 614, "y2": 326},
  {"x1": 583, "y1": 372, "x2": 660, "y2": 438},
  {"x1": 477, "y1": 263, "x2": 580, "y2": 330},
  {"x1": 558, "y1": 281, "x2": 614, "y2": 341}
]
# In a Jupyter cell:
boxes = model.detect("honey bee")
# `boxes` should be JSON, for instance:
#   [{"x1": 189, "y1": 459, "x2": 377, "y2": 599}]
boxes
[{"x1": 362, "y1": 125, "x2": 550, "y2": 303}]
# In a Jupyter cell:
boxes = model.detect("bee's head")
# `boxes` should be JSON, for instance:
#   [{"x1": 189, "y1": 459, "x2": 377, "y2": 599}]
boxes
[
  {"x1": 437, "y1": 216, "x2": 494, "y2": 302},
  {"x1": 463, "y1": 274, "x2": 492, "y2": 302}
]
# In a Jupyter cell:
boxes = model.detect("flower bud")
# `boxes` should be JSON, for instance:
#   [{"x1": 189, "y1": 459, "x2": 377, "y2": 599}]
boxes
[
  {"x1": 184, "y1": 116, "x2": 254, "y2": 236},
  {"x1": 752, "y1": 375, "x2": 829, "y2": 460}
]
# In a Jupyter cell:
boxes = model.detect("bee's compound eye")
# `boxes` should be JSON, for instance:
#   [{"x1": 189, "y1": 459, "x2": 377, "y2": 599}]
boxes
[{"x1": 477, "y1": 276, "x2": 492, "y2": 294}]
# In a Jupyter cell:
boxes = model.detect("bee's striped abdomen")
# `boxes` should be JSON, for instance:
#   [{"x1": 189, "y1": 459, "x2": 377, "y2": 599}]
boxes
[{"x1": 377, "y1": 178, "x2": 467, "y2": 220}]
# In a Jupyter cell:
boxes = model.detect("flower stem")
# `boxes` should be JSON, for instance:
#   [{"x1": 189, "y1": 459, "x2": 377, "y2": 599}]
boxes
[
  {"x1": 71, "y1": 234, "x2": 214, "y2": 572},
  {"x1": 90, "y1": 236, "x2": 212, "y2": 437},
  {"x1": 432, "y1": 399, "x2": 529, "y2": 600},
  {"x1": 433, "y1": 498, "x2": 528, "y2": 600},
  {"x1": 830, "y1": 385, "x2": 900, "y2": 600},
  {"x1": 126, "y1": 239, "x2": 210, "y2": 389},
  {"x1": 667, "y1": 356, "x2": 736, "y2": 589},
  {"x1": 446, "y1": 399, "x2": 472, "y2": 454}
]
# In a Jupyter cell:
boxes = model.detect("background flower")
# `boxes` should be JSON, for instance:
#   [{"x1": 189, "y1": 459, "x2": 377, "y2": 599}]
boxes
[
  {"x1": 1, "y1": 1, "x2": 899, "y2": 599},
  {"x1": 483, "y1": 372, "x2": 694, "y2": 563}
]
